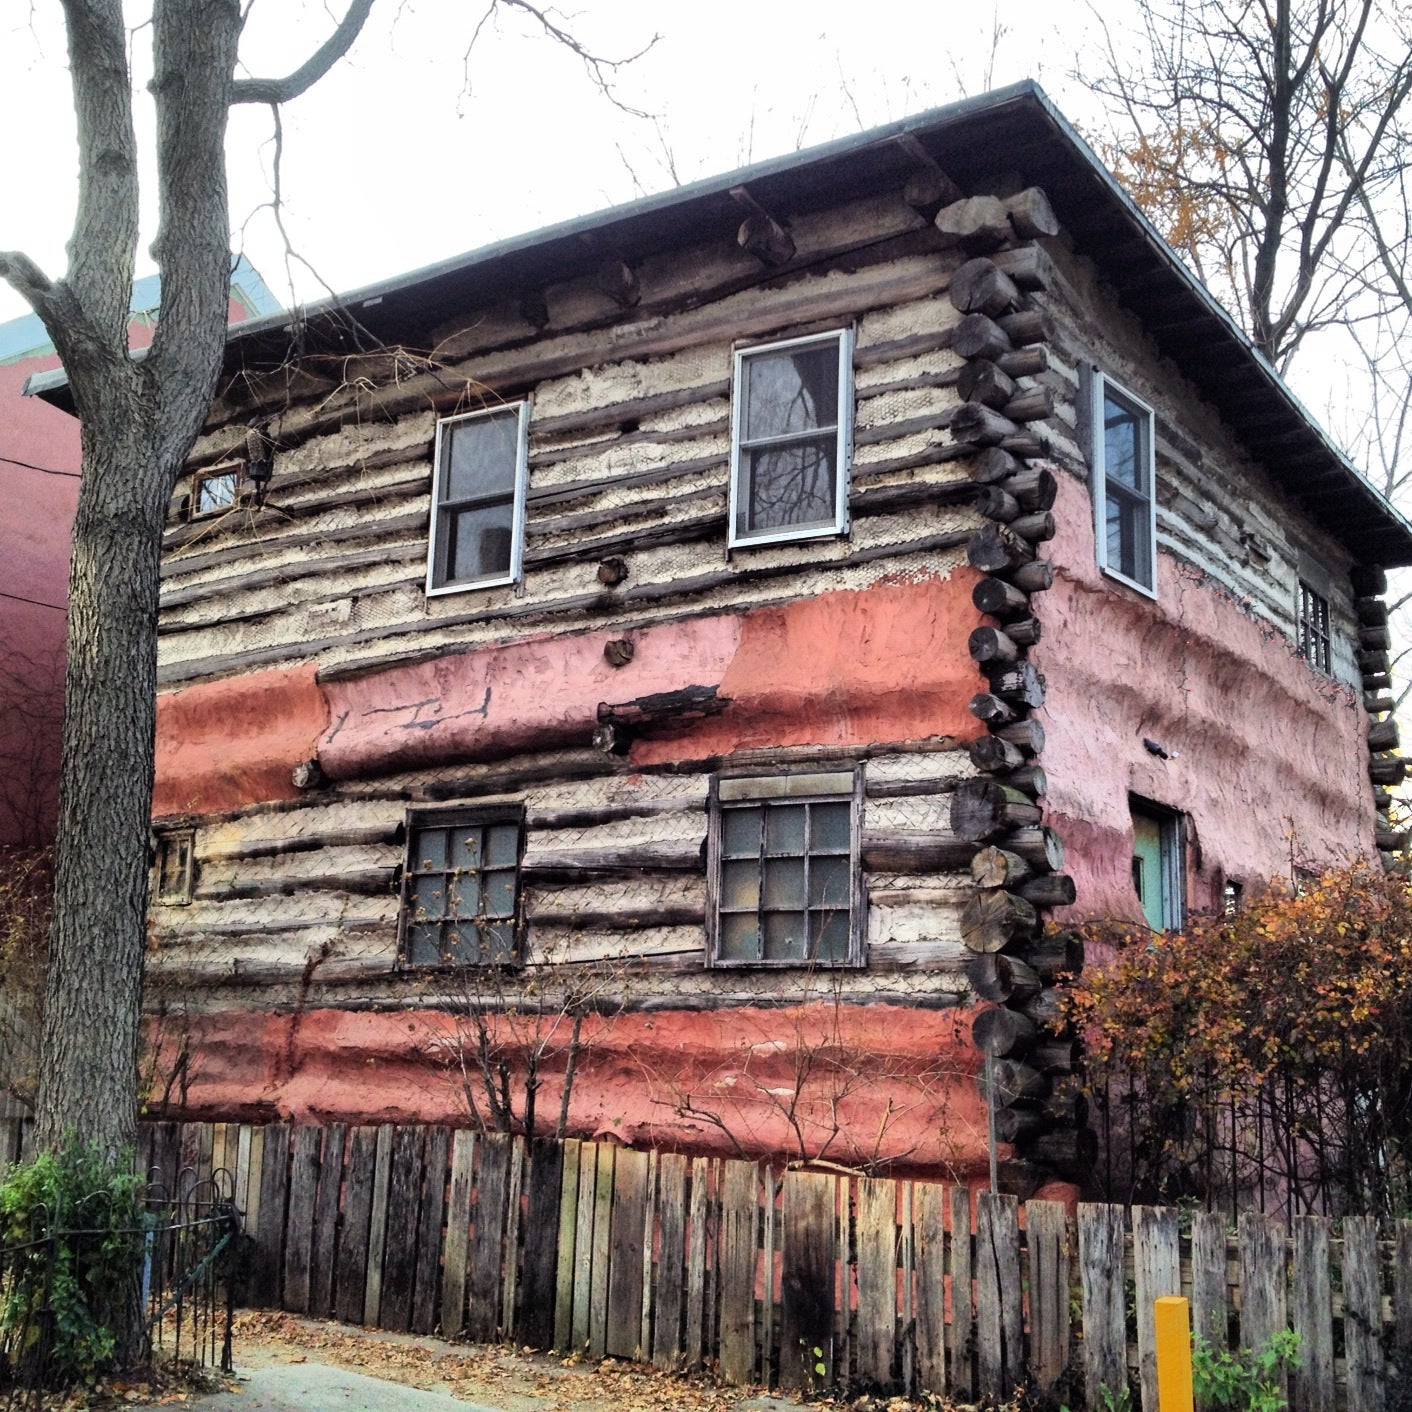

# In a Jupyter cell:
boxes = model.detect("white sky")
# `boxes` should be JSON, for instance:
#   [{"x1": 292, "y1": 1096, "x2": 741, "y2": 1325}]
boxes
[{"x1": 0, "y1": 0, "x2": 1107, "y2": 325}]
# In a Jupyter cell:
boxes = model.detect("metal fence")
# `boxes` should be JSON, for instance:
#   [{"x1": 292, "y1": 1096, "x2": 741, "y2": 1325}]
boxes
[{"x1": 0, "y1": 1164, "x2": 237, "y2": 1406}]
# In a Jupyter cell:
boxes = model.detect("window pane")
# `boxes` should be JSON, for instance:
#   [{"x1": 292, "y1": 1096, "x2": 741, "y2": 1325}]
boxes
[
  {"x1": 744, "y1": 345, "x2": 840, "y2": 439},
  {"x1": 763, "y1": 857, "x2": 806, "y2": 909},
  {"x1": 740, "y1": 439, "x2": 837, "y2": 533},
  {"x1": 810, "y1": 803, "x2": 851, "y2": 854},
  {"x1": 1103, "y1": 393, "x2": 1145, "y2": 491},
  {"x1": 196, "y1": 471, "x2": 238, "y2": 514},
  {"x1": 486, "y1": 824, "x2": 519, "y2": 868},
  {"x1": 722, "y1": 807, "x2": 762, "y2": 857},
  {"x1": 444, "y1": 411, "x2": 519, "y2": 500},
  {"x1": 721, "y1": 859, "x2": 760, "y2": 910},
  {"x1": 450, "y1": 827, "x2": 482, "y2": 873},
  {"x1": 484, "y1": 869, "x2": 516, "y2": 918},
  {"x1": 763, "y1": 912, "x2": 808, "y2": 961},
  {"x1": 765, "y1": 805, "x2": 806, "y2": 854},
  {"x1": 1105, "y1": 489, "x2": 1151, "y2": 585},
  {"x1": 809, "y1": 855, "x2": 850, "y2": 909},
  {"x1": 447, "y1": 872, "x2": 480, "y2": 917},
  {"x1": 413, "y1": 829, "x2": 447, "y2": 872},
  {"x1": 484, "y1": 921, "x2": 516, "y2": 964},
  {"x1": 445, "y1": 502, "x2": 514, "y2": 583},
  {"x1": 720, "y1": 913, "x2": 760, "y2": 961},
  {"x1": 405, "y1": 922, "x2": 443, "y2": 967},
  {"x1": 412, "y1": 874, "x2": 448, "y2": 923},
  {"x1": 810, "y1": 910, "x2": 850, "y2": 963}
]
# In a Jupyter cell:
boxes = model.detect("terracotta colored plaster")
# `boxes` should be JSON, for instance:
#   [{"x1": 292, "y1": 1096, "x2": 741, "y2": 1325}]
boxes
[
  {"x1": 153, "y1": 665, "x2": 329, "y2": 817},
  {"x1": 158, "y1": 1001, "x2": 999, "y2": 1177},
  {"x1": 630, "y1": 573, "x2": 989, "y2": 765},
  {"x1": 1033, "y1": 473, "x2": 1373, "y2": 924}
]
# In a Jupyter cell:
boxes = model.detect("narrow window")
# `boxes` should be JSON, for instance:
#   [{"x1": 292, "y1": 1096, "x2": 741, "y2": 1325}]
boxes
[
  {"x1": 427, "y1": 403, "x2": 530, "y2": 595},
  {"x1": 1222, "y1": 879, "x2": 1243, "y2": 916},
  {"x1": 154, "y1": 830, "x2": 194, "y2": 905},
  {"x1": 1297, "y1": 580, "x2": 1331, "y2": 673},
  {"x1": 401, "y1": 811, "x2": 522, "y2": 966},
  {"x1": 1091, "y1": 373, "x2": 1157, "y2": 594},
  {"x1": 190, "y1": 462, "x2": 243, "y2": 519},
  {"x1": 729, "y1": 330, "x2": 853, "y2": 547},
  {"x1": 710, "y1": 771, "x2": 861, "y2": 966},
  {"x1": 1130, "y1": 800, "x2": 1184, "y2": 931}
]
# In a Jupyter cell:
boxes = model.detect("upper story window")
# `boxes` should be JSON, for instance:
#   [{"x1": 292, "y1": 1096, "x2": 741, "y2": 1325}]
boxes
[
  {"x1": 729, "y1": 330, "x2": 853, "y2": 548},
  {"x1": 427, "y1": 403, "x2": 530, "y2": 596},
  {"x1": 1091, "y1": 372, "x2": 1157, "y2": 595},
  {"x1": 709, "y1": 771, "x2": 862, "y2": 967},
  {"x1": 190, "y1": 462, "x2": 243, "y2": 519},
  {"x1": 401, "y1": 809, "x2": 522, "y2": 966},
  {"x1": 1297, "y1": 579, "x2": 1332, "y2": 673}
]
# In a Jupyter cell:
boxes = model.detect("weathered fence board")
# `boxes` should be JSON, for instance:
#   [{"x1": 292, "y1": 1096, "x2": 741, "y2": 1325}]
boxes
[
  {"x1": 1133, "y1": 1205, "x2": 1180, "y2": 1412},
  {"x1": 380, "y1": 1126, "x2": 424, "y2": 1333},
  {"x1": 362, "y1": 1124, "x2": 394, "y2": 1326},
  {"x1": 335, "y1": 1126, "x2": 377, "y2": 1325},
  {"x1": 684, "y1": 1155, "x2": 708, "y2": 1371},
  {"x1": 855, "y1": 1177, "x2": 896, "y2": 1390},
  {"x1": 1026, "y1": 1199, "x2": 1068, "y2": 1392},
  {"x1": 653, "y1": 1152, "x2": 688, "y2": 1370},
  {"x1": 412, "y1": 1126, "x2": 450, "y2": 1335},
  {"x1": 251, "y1": 1123, "x2": 289, "y2": 1308},
  {"x1": 1343, "y1": 1217, "x2": 1385, "y2": 1412},
  {"x1": 468, "y1": 1132, "x2": 511, "y2": 1343},
  {"x1": 948, "y1": 1183, "x2": 974, "y2": 1401},
  {"x1": 440, "y1": 1130, "x2": 475, "y2": 1340},
  {"x1": 520, "y1": 1139, "x2": 563, "y2": 1348},
  {"x1": 570, "y1": 1140, "x2": 597, "y2": 1352},
  {"x1": 607, "y1": 1148, "x2": 649, "y2": 1360},
  {"x1": 1240, "y1": 1211, "x2": 1288, "y2": 1404},
  {"x1": 309, "y1": 1122, "x2": 345, "y2": 1318},
  {"x1": 913, "y1": 1183, "x2": 946, "y2": 1396},
  {"x1": 589, "y1": 1142, "x2": 615, "y2": 1358},
  {"x1": 1079, "y1": 1202, "x2": 1127, "y2": 1403},
  {"x1": 1190, "y1": 1208, "x2": 1227, "y2": 1353},
  {"x1": 975, "y1": 1191, "x2": 1022, "y2": 1400},
  {"x1": 717, "y1": 1159, "x2": 758, "y2": 1385},
  {"x1": 779, "y1": 1171, "x2": 835, "y2": 1392},
  {"x1": 1292, "y1": 1215, "x2": 1335, "y2": 1412},
  {"x1": 553, "y1": 1138, "x2": 581, "y2": 1350}
]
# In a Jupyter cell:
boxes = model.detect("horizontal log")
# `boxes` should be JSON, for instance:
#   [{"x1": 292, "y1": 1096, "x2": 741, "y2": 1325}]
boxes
[
  {"x1": 999, "y1": 430, "x2": 1046, "y2": 459},
  {"x1": 1006, "y1": 826, "x2": 1064, "y2": 872},
  {"x1": 951, "y1": 781, "x2": 1043, "y2": 842},
  {"x1": 994, "y1": 718, "x2": 1045, "y2": 755},
  {"x1": 965, "y1": 954, "x2": 1042, "y2": 1005},
  {"x1": 972, "y1": 574, "x2": 1030, "y2": 619},
  {"x1": 992, "y1": 1105, "x2": 1045, "y2": 1144},
  {"x1": 738, "y1": 213, "x2": 795, "y2": 267},
  {"x1": 903, "y1": 166, "x2": 964, "y2": 218},
  {"x1": 968, "y1": 521, "x2": 1035, "y2": 573},
  {"x1": 986, "y1": 661, "x2": 1046, "y2": 709},
  {"x1": 971, "y1": 845, "x2": 1031, "y2": 888},
  {"x1": 1003, "y1": 187, "x2": 1059, "y2": 239},
  {"x1": 196, "y1": 867, "x2": 399, "y2": 901},
  {"x1": 1363, "y1": 672, "x2": 1392, "y2": 693},
  {"x1": 1026, "y1": 932, "x2": 1083, "y2": 981},
  {"x1": 595, "y1": 258, "x2": 640, "y2": 308},
  {"x1": 1009, "y1": 560, "x2": 1054, "y2": 593},
  {"x1": 970, "y1": 447, "x2": 1019, "y2": 484},
  {"x1": 996, "y1": 308, "x2": 1049, "y2": 347},
  {"x1": 1370, "y1": 753, "x2": 1407, "y2": 785},
  {"x1": 972, "y1": 1005, "x2": 1038, "y2": 1057},
  {"x1": 199, "y1": 824, "x2": 400, "y2": 862},
  {"x1": 968, "y1": 734, "x2": 1026, "y2": 774},
  {"x1": 1005, "y1": 617, "x2": 1042, "y2": 648},
  {"x1": 969, "y1": 625, "x2": 1020, "y2": 665},
  {"x1": 959, "y1": 360, "x2": 1019, "y2": 411},
  {"x1": 1020, "y1": 1128, "x2": 1097, "y2": 1174},
  {"x1": 1361, "y1": 626, "x2": 1392, "y2": 650},
  {"x1": 952, "y1": 312, "x2": 1012, "y2": 361},
  {"x1": 1356, "y1": 597, "x2": 1390, "y2": 627},
  {"x1": 951, "y1": 402, "x2": 1021, "y2": 447},
  {"x1": 1365, "y1": 693, "x2": 1395, "y2": 715},
  {"x1": 975, "y1": 485, "x2": 1021, "y2": 521},
  {"x1": 598, "y1": 685, "x2": 725, "y2": 729},
  {"x1": 1001, "y1": 466, "x2": 1057, "y2": 512},
  {"x1": 521, "y1": 842, "x2": 705, "y2": 878},
  {"x1": 1369, "y1": 718, "x2": 1400, "y2": 751},
  {"x1": 934, "y1": 195, "x2": 1012, "y2": 250},
  {"x1": 1029, "y1": 1040, "x2": 1079, "y2": 1075},
  {"x1": 1010, "y1": 510, "x2": 1056, "y2": 542},
  {"x1": 1351, "y1": 565, "x2": 1388, "y2": 597},
  {"x1": 1001, "y1": 387, "x2": 1054, "y2": 423},
  {"x1": 1358, "y1": 648, "x2": 1392, "y2": 673},
  {"x1": 977, "y1": 1060, "x2": 1050, "y2": 1106},
  {"x1": 527, "y1": 904, "x2": 705, "y2": 932},
  {"x1": 859, "y1": 835, "x2": 975, "y2": 873},
  {"x1": 996, "y1": 345, "x2": 1048, "y2": 378},
  {"x1": 1021, "y1": 987, "x2": 1066, "y2": 1029},
  {"x1": 949, "y1": 258, "x2": 1022, "y2": 317},
  {"x1": 1001, "y1": 763, "x2": 1047, "y2": 798},
  {"x1": 992, "y1": 244, "x2": 1052, "y2": 291},
  {"x1": 961, "y1": 889, "x2": 1039, "y2": 953},
  {"x1": 1376, "y1": 830, "x2": 1408, "y2": 852},
  {"x1": 1018, "y1": 873, "x2": 1076, "y2": 908}
]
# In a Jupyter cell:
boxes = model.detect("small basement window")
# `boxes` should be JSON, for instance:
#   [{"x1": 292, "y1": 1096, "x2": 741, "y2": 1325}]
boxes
[
  {"x1": 710, "y1": 771, "x2": 862, "y2": 966},
  {"x1": 1297, "y1": 580, "x2": 1332, "y2": 673},
  {"x1": 427, "y1": 403, "x2": 530, "y2": 595},
  {"x1": 1131, "y1": 799, "x2": 1184, "y2": 932},
  {"x1": 729, "y1": 330, "x2": 853, "y2": 547},
  {"x1": 1090, "y1": 372, "x2": 1157, "y2": 594},
  {"x1": 401, "y1": 810, "x2": 522, "y2": 966},
  {"x1": 154, "y1": 830, "x2": 194, "y2": 905},
  {"x1": 190, "y1": 462, "x2": 243, "y2": 519}
]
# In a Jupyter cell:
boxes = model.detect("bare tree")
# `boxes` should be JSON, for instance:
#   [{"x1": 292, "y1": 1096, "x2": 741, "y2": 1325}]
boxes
[{"x1": 0, "y1": 0, "x2": 649, "y2": 1170}]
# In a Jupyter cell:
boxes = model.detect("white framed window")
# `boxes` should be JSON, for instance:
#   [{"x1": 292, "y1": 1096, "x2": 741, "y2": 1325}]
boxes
[
  {"x1": 1130, "y1": 799, "x2": 1184, "y2": 932},
  {"x1": 707, "y1": 770, "x2": 864, "y2": 968},
  {"x1": 728, "y1": 330, "x2": 853, "y2": 547},
  {"x1": 1090, "y1": 372, "x2": 1157, "y2": 595},
  {"x1": 190, "y1": 461, "x2": 243, "y2": 519},
  {"x1": 427, "y1": 402, "x2": 530, "y2": 595}
]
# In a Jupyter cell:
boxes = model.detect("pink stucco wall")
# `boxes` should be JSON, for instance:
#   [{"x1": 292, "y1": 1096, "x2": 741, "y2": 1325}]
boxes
[{"x1": 1033, "y1": 472, "x2": 1374, "y2": 924}]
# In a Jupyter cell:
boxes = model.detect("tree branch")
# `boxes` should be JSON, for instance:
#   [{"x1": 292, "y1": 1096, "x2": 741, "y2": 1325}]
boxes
[{"x1": 230, "y1": 0, "x2": 375, "y2": 105}]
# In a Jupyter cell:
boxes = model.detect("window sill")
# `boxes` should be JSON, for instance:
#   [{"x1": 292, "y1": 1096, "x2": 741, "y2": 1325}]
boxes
[
  {"x1": 1099, "y1": 563, "x2": 1158, "y2": 602},
  {"x1": 727, "y1": 521, "x2": 849, "y2": 551},
  {"x1": 425, "y1": 572, "x2": 519, "y2": 599}
]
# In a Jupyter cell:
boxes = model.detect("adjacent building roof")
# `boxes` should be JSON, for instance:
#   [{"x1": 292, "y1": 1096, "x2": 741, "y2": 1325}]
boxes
[{"x1": 30, "y1": 82, "x2": 1412, "y2": 566}]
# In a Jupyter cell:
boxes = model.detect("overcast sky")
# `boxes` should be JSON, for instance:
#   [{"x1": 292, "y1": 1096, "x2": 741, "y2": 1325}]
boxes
[{"x1": 0, "y1": 0, "x2": 1109, "y2": 325}]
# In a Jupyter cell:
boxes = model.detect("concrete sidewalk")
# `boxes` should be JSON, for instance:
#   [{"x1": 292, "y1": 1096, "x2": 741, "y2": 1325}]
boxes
[{"x1": 167, "y1": 1364, "x2": 503, "y2": 1411}]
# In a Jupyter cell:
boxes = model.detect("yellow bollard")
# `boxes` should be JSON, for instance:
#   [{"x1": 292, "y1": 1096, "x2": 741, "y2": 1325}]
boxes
[{"x1": 1154, "y1": 1295, "x2": 1195, "y2": 1412}]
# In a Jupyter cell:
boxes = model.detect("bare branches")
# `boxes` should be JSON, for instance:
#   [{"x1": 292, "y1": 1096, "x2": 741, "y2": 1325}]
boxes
[{"x1": 230, "y1": 0, "x2": 375, "y2": 105}]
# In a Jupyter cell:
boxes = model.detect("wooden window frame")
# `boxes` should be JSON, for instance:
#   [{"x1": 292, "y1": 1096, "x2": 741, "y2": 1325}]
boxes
[
  {"x1": 426, "y1": 401, "x2": 531, "y2": 597},
  {"x1": 189, "y1": 461, "x2": 245, "y2": 520},
  {"x1": 727, "y1": 329, "x2": 854, "y2": 549},
  {"x1": 1130, "y1": 796, "x2": 1185, "y2": 932},
  {"x1": 1297, "y1": 579, "x2": 1332, "y2": 674},
  {"x1": 1090, "y1": 371, "x2": 1158, "y2": 598},
  {"x1": 397, "y1": 805, "x2": 525, "y2": 969},
  {"x1": 154, "y1": 828, "x2": 195, "y2": 906},
  {"x1": 705, "y1": 769, "x2": 865, "y2": 969}
]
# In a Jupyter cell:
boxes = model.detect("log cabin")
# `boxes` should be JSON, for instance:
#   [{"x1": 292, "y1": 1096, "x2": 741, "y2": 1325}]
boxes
[{"x1": 33, "y1": 81, "x2": 1412, "y2": 1192}]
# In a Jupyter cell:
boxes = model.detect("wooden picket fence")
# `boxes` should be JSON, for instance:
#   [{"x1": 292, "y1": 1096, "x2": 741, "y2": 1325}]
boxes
[{"x1": 121, "y1": 1119, "x2": 1412, "y2": 1410}]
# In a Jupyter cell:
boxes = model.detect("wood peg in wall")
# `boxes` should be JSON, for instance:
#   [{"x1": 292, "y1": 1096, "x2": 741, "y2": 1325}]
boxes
[
  {"x1": 604, "y1": 638, "x2": 635, "y2": 668},
  {"x1": 592, "y1": 723, "x2": 631, "y2": 756},
  {"x1": 595, "y1": 259, "x2": 640, "y2": 308},
  {"x1": 597, "y1": 557, "x2": 629, "y2": 586},
  {"x1": 291, "y1": 758, "x2": 327, "y2": 791}
]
